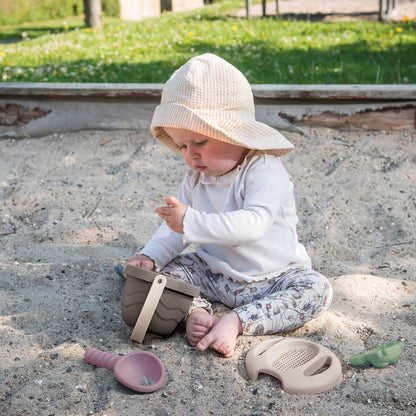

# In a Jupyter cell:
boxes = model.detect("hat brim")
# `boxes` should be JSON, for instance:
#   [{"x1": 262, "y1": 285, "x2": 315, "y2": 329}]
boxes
[{"x1": 151, "y1": 103, "x2": 294, "y2": 157}]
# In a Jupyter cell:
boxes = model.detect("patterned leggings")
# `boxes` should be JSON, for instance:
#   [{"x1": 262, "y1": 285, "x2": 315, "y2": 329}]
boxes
[{"x1": 161, "y1": 253, "x2": 333, "y2": 336}]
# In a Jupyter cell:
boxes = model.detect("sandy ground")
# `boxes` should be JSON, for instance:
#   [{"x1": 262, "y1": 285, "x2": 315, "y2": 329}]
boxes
[{"x1": 1, "y1": 120, "x2": 415, "y2": 415}]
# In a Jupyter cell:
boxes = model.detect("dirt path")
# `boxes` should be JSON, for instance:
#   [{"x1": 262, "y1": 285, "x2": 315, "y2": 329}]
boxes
[{"x1": 236, "y1": 0, "x2": 416, "y2": 21}]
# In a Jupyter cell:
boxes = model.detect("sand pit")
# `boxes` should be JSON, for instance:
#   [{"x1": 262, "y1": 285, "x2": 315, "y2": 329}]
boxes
[{"x1": 1, "y1": 121, "x2": 415, "y2": 415}]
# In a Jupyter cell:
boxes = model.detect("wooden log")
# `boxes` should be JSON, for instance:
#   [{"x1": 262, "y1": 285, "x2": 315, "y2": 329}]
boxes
[{"x1": 1, "y1": 83, "x2": 415, "y2": 101}]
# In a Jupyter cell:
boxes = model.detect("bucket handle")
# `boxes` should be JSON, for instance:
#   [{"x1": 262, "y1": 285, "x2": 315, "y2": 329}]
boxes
[{"x1": 130, "y1": 274, "x2": 167, "y2": 344}]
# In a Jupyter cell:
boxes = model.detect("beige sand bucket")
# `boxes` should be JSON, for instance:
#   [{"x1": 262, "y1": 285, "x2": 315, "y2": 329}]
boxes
[
  {"x1": 246, "y1": 337, "x2": 342, "y2": 395},
  {"x1": 121, "y1": 264, "x2": 200, "y2": 343}
]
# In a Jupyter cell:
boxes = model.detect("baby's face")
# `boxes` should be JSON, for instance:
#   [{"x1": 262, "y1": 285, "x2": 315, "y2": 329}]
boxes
[{"x1": 165, "y1": 128, "x2": 248, "y2": 177}]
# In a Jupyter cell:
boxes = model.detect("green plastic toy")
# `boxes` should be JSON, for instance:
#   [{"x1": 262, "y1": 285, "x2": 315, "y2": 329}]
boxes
[{"x1": 349, "y1": 341, "x2": 404, "y2": 368}]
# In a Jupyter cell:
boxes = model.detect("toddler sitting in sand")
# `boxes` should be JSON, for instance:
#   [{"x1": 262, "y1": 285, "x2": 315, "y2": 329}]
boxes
[{"x1": 123, "y1": 53, "x2": 333, "y2": 357}]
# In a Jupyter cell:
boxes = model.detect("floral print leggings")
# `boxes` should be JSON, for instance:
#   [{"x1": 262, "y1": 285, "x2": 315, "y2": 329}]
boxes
[{"x1": 161, "y1": 253, "x2": 333, "y2": 336}]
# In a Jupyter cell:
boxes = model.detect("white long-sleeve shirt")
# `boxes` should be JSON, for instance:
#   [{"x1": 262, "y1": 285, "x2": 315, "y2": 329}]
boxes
[{"x1": 141, "y1": 152, "x2": 311, "y2": 283}]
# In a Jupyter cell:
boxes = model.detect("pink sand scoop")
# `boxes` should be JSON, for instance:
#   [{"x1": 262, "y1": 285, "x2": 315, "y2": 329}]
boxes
[{"x1": 84, "y1": 348, "x2": 166, "y2": 393}]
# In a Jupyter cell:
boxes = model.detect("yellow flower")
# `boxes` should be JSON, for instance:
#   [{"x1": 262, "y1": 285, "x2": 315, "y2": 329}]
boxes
[
  {"x1": 283, "y1": 21, "x2": 288, "y2": 26},
  {"x1": 85, "y1": 28, "x2": 90, "y2": 33},
  {"x1": 263, "y1": 36, "x2": 267, "y2": 41},
  {"x1": 403, "y1": 15, "x2": 409, "y2": 22},
  {"x1": 64, "y1": 25, "x2": 69, "y2": 30},
  {"x1": 179, "y1": 24, "x2": 183, "y2": 29},
  {"x1": 396, "y1": 27, "x2": 403, "y2": 33},
  {"x1": 232, "y1": 25, "x2": 238, "y2": 31},
  {"x1": 81, "y1": 67, "x2": 87, "y2": 71},
  {"x1": 188, "y1": 32, "x2": 194, "y2": 37},
  {"x1": 0, "y1": 51, "x2": 4, "y2": 56},
  {"x1": 142, "y1": 26, "x2": 147, "y2": 31}
]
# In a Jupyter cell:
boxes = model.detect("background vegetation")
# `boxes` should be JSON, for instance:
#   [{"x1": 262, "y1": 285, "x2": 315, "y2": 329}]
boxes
[
  {"x1": 0, "y1": 0, "x2": 415, "y2": 84},
  {"x1": 0, "y1": 0, "x2": 119, "y2": 26}
]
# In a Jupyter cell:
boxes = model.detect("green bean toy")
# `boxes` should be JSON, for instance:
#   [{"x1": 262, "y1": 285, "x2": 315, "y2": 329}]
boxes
[{"x1": 349, "y1": 341, "x2": 404, "y2": 369}]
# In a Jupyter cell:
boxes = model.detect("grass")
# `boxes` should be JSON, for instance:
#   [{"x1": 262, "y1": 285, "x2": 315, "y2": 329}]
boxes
[
  {"x1": 0, "y1": 0, "x2": 118, "y2": 26},
  {"x1": 0, "y1": 0, "x2": 415, "y2": 84}
]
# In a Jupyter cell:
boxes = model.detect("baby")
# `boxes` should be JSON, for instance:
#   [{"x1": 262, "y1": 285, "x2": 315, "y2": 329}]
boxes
[{"x1": 124, "y1": 53, "x2": 333, "y2": 357}]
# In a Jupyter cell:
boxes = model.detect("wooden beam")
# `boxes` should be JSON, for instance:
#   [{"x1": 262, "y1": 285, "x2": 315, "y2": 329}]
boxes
[{"x1": 1, "y1": 83, "x2": 415, "y2": 101}]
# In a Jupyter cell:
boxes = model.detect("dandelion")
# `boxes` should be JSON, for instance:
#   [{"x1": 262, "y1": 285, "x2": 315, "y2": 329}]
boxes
[
  {"x1": 283, "y1": 21, "x2": 288, "y2": 26},
  {"x1": 232, "y1": 25, "x2": 238, "y2": 31},
  {"x1": 396, "y1": 27, "x2": 403, "y2": 33},
  {"x1": 262, "y1": 36, "x2": 267, "y2": 41},
  {"x1": 85, "y1": 28, "x2": 90, "y2": 33},
  {"x1": 403, "y1": 15, "x2": 409, "y2": 22},
  {"x1": 81, "y1": 67, "x2": 87, "y2": 71},
  {"x1": 188, "y1": 32, "x2": 194, "y2": 37},
  {"x1": 179, "y1": 24, "x2": 183, "y2": 29}
]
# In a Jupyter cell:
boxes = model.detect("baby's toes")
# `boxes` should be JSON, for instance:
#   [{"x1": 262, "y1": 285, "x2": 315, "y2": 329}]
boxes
[
  {"x1": 187, "y1": 334, "x2": 200, "y2": 346},
  {"x1": 210, "y1": 339, "x2": 233, "y2": 357}
]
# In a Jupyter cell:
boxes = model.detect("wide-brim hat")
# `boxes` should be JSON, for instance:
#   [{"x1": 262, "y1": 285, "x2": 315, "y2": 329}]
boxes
[{"x1": 150, "y1": 53, "x2": 294, "y2": 157}]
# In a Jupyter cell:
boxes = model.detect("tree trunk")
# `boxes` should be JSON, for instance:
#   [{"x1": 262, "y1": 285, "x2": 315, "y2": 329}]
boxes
[
  {"x1": 84, "y1": 0, "x2": 102, "y2": 28},
  {"x1": 246, "y1": 0, "x2": 251, "y2": 18}
]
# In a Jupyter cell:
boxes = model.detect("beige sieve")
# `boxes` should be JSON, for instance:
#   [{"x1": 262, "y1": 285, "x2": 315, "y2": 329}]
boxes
[{"x1": 245, "y1": 337, "x2": 342, "y2": 395}]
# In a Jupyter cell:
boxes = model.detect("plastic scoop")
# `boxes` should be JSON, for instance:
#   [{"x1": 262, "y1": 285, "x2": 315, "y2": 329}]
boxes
[
  {"x1": 246, "y1": 337, "x2": 342, "y2": 395},
  {"x1": 349, "y1": 340, "x2": 404, "y2": 368},
  {"x1": 84, "y1": 348, "x2": 166, "y2": 393}
]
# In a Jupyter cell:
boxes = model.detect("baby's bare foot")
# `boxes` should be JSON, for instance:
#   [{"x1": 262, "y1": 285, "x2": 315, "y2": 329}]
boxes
[
  {"x1": 186, "y1": 308, "x2": 217, "y2": 347},
  {"x1": 197, "y1": 312, "x2": 243, "y2": 358}
]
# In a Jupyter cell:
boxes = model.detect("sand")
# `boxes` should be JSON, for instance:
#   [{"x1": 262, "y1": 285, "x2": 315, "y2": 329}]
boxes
[{"x1": 1, "y1": 122, "x2": 415, "y2": 415}]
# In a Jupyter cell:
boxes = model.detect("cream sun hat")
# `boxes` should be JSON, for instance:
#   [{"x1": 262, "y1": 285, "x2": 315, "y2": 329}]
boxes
[{"x1": 150, "y1": 53, "x2": 294, "y2": 157}]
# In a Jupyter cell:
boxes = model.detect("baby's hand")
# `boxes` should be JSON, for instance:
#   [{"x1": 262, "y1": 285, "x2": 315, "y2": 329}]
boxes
[
  {"x1": 123, "y1": 254, "x2": 155, "y2": 277},
  {"x1": 155, "y1": 196, "x2": 188, "y2": 234}
]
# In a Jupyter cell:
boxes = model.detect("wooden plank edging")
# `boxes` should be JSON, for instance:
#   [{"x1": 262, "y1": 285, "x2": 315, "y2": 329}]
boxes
[{"x1": 0, "y1": 82, "x2": 415, "y2": 101}]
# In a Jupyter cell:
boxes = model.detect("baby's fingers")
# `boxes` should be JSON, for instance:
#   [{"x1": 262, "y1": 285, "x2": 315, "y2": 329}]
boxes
[
  {"x1": 155, "y1": 206, "x2": 172, "y2": 217},
  {"x1": 164, "y1": 196, "x2": 180, "y2": 207}
]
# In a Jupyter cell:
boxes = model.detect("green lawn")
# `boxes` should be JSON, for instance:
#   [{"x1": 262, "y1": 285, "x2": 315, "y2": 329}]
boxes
[{"x1": 1, "y1": 0, "x2": 415, "y2": 84}]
